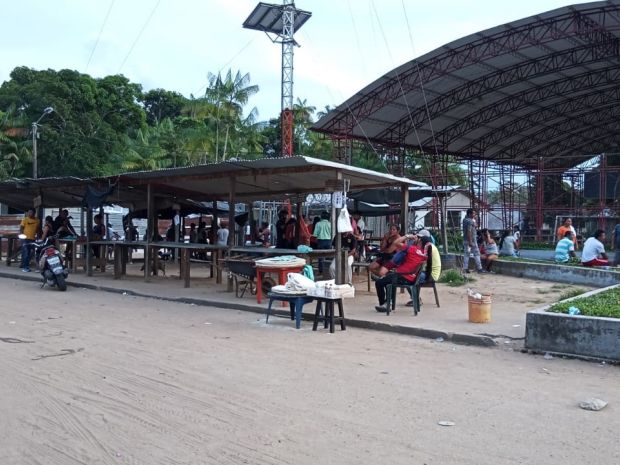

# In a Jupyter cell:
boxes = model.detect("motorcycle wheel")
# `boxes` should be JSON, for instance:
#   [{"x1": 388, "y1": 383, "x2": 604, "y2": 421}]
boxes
[{"x1": 55, "y1": 274, "x2": 67, "y2": 292}]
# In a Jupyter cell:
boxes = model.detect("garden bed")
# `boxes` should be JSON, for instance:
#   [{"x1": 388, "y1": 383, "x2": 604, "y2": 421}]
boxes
[{"x1": 525, "y1": 285, "x2": 620, "y2": 361}]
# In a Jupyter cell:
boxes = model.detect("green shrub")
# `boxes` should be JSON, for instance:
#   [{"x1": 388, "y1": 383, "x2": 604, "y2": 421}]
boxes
[
  {"x1": 438, "y1": 269, "x2": 474, "y2": 287},
  {"x1": 549, "y1": 288, "x2": 620, "y2": 318}
]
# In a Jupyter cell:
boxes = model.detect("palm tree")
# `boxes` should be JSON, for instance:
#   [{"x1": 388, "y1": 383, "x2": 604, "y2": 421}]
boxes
[
  {"x1": 293, "y1": 97, "x2": 316, "y2": 154},
  {"x1": 205, "y1": 69, "x2": 259, "y2": 161},
  {"x1": 121, "y1": 126, "x2": 171, "y2": 171},
  {"x1": 0, "y1": 107, "x2": 30, "y2": 179}
]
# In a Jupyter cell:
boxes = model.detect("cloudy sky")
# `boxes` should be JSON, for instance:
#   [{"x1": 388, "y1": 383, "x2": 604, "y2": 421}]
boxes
[{"x1": 2, "y1": 0, "x2": 589, "y2": 121}]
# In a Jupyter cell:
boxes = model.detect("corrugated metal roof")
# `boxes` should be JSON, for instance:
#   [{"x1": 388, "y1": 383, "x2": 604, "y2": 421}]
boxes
[
  {"x1": 312, "y1": 1, "x2": 620, "y2": 170},
  {"x1": 0, "y1": 156, "x2": 425, "y2": 210}
]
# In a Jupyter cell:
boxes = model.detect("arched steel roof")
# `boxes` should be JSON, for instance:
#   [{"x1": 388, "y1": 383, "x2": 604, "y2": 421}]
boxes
[{"x1": 312, "y1": 1, "x2": 620, "y2": 170}]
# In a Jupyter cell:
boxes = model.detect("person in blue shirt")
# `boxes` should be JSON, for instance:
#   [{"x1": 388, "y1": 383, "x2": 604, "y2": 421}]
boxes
[{"x1": 554, "y1": 231, "x2": 576, "y2": 263}]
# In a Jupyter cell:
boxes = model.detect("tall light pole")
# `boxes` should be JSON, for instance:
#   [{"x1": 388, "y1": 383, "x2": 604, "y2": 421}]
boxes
[{"x1": 32, "y1": 106, "x2": 54, "y2": 179}]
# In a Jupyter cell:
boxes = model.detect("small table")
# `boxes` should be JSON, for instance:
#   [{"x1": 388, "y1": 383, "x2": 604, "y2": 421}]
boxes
[
  {"x1": 255, "y1": 264, "x2": 304, "y2": 304},
  {"x1": 312, "y1": 296, "x2": 346, "y2": 333},
  {"x1": 265, "y1": 293, "x2": 314, "y2": 329}
]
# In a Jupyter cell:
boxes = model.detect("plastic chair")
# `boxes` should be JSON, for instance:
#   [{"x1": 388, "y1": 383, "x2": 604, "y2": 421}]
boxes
[
  {"x1": 419, "y1": 279, "x2": 440, "y2": 307},
  {"x1": 384, "y1": 265, "x2": 425, "y2": 316}
]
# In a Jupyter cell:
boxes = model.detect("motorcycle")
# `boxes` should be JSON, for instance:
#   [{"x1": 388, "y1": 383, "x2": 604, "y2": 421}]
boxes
[{"x1": 19, "y1": 234, "x2": 69, "y2": 291}]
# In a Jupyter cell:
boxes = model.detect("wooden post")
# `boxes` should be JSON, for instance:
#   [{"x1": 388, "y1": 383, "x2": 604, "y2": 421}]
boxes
[
  {"x1": 401, "y1": 184, "x2": 409, "y2": 234},
  {"x1": 86, "y1": 207, "x2": 93, "y2": 277},
  {"x1": 144, "y1": 183, "x2": 153, "y2": 281},
  {"x1": 227, "y1": 177, "x2": 236, "y2": 292},
  {"x1": 440, "y1": 194, "x2": 449, "y2": 255}
]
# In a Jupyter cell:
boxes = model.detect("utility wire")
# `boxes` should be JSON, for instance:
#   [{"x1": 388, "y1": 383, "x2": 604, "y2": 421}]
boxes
[
  {"x1": 85, "y1": 0, "x2": 116, "y2": 72},
  {"x1": 117, "y1": 0, "x2": 161, "y2": 73}
]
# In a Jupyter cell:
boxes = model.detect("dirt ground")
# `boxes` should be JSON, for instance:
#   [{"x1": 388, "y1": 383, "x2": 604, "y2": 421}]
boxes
[{"x1": 1, "y1": 278, "x2": 618, "y2": 465}]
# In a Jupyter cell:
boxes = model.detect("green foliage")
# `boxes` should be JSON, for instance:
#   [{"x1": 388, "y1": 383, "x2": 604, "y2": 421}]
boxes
[
  {"x1": 0, "y1": 64, "x2": 466, "y2": 182},
  {"x1": 558, "y1": 288, "x2": 587, "y2": 301},
  {"x1": 438, "y1": 269, "x2": 474, "y2": 287},
  {"x1": 549, "y1": 288, "x2": 620, "y2": 318}
]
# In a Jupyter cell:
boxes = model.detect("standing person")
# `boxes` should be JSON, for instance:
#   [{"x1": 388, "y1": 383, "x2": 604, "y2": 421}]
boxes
[
  {"x1": 612, "y1": 220, "x2": 620, "y2": 266},
  {"x1": 557, "y1": 217, "x2": 578, "y2": 250},
  {"x1": 275, "y1": 210, "x2": 288, "y2": 249},
  {"x1": 216, "y1": 223, "x2": 229, "y2": 246},
  {"x1": 462, "y1": 208, "x2": 485, "y2": 273},
  {"x1": 19, "y1": 209, "x2": 40, "y2": 272},
  {"x1": 313, "y1": 211, "x2": 332, "y2": 274},
  {"x1": 554, "y1": 231, "x2": 577, "y2": 263},
  {"x1": 581, "y1": 230, "x2": 609, "y2": 267}
]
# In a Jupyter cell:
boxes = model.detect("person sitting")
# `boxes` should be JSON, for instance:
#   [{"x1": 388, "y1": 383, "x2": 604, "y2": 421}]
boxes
[
  {"x1": 554, "y1": 231, "x2": 577, "y2": 263},
  {"x1": 374, "y1": 234, "x2": 427, "y2": 312},
  {"x1": 369, "y1": 223, "x2": 402, "y2": 276},
  {"x1": 188, "y1": 223, "x2": 197, "y2": 244},
  {"x1": 53, "y1": 209, "x2": 77, "y2": 238},
  {"x1": 557, "y1": 217, "x2": 578, "y2": 251},
  {"x1": 405, "y1": 229, "x2": 441, "y2": 306},
  {"x1": 581, "y1": 230, "x2": 609, "y2": 267},
  {"x1": 329, "y1": 230, "x2": 358, "y2": 284},
  {"x1": 41, "y1": 216, "x2": 55, "y2": 241},
  {"x1": 418, "y1": 230, "x2": 441, "y2": 283},
  {"x1": 499, "y1": 229, "x2": 519, "y2": 257},
  {"x1": 479, "y1": 229, "x2": 499, "y2": 272}
]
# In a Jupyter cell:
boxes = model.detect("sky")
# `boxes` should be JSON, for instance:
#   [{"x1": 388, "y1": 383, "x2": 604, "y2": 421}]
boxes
[{"x1": 1, "y1": 0, "x2": 591, "y2": 122}]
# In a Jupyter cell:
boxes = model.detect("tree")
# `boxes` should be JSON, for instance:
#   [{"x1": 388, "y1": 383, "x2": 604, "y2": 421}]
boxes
[
  {"x1": 142, "y1": 89, "x2": 186, "y2": 125},
  {"x1": 205, "y1": 69, "x2": 259, "y2": 160},
  {"x1": 0, "y1": 106, "x2": 30, "y2": 179},
  {"x1": 0, "y1": 67, "x2": 146, "y2": 177}
]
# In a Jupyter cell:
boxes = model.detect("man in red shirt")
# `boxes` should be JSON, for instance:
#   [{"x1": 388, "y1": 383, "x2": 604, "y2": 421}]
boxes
[{"x1": 374, "y1": 234, "x2": 427, "y2": 312}]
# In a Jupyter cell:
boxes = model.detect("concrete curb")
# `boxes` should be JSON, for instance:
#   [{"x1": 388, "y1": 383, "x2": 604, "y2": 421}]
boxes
[{"x1": 0, "y1": 270, "x2": 497, "y2": 348}]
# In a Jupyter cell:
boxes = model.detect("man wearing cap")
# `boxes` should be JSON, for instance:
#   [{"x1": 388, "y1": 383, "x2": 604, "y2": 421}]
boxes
[
  {"x1": 417, "y1": 230, "x2": 441, "y2": 283},
  {"x1": 374, "y1": 233, "x2": 427, "y2": 312}
]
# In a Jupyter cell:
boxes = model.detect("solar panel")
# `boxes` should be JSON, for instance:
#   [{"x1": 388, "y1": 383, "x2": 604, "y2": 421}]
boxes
[{"x1": 242, "y1": 2, "x2": 311, "y2": 35}]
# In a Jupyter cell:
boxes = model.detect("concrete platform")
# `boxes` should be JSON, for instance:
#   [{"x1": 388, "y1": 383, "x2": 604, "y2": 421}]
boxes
[{"x1": 0, "y1": 259, "x2": 595, "y2": 348}]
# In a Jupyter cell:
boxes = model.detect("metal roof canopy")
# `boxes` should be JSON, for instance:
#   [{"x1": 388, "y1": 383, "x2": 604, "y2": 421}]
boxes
[
  {"x1": 242, "y1": 2, "x2": 311, "y2": 36},
  {"x1": 312, "y1": 1, "x2": 620, "y2": 170},
  {"x1": 0, "y1": 156, "x2": 424, "y2": 211}
]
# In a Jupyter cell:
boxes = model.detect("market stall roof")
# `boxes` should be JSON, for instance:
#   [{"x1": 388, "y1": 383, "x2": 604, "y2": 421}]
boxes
[
  {"x1": 311, "y1": 1, "x2": 620, "y2": 170},
  {"x1": 0, "y1": 156, "x2": 424, "y2": 211}
]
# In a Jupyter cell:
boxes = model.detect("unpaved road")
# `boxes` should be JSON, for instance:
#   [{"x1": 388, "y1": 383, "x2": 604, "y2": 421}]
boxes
[{"x1": 0, "y1": 278, "x2": 618, "y2": 465}]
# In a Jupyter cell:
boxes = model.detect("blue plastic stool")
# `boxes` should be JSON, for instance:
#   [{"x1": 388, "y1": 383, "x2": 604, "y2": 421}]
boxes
[{"x1": 266, "y1": 293, "x2": 314, "y2": 329}]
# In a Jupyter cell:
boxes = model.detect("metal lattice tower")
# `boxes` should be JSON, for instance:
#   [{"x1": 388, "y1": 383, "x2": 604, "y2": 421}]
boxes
[{"x1": 243, "y1": 1, "x2": 312, "y2": 157}]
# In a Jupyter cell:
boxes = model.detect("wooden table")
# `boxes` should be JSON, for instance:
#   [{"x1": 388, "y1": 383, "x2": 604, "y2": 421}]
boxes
[{"x1": 91, "y1": 241, "x2": 228, "y2": 287}]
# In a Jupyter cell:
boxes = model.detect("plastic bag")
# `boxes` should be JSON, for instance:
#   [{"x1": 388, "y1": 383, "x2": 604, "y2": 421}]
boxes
[
  {"x1": 337, "y1": 207, "x2": 353, "y2": 233},
  {"x1": 286, "y1": 272, "x2": 316, "y2": 291}
]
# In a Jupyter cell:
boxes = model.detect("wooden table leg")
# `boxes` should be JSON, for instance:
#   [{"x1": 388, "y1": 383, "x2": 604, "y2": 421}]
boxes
[
  {"x1": 181, "y1": 249, "x2": 190, "y2": 288},
  {"x1": 329, "y1": 301, "x2": 335, "y2": 333},
  {"x1": 113, "y1": 244, "x2": 122, "y2": 279},
  {"x1": 256, "y1": 269, "x2": 263, "y2": 304},
  {"x1": 337, "y1": 299, "x2": 346, "y2": 330}
]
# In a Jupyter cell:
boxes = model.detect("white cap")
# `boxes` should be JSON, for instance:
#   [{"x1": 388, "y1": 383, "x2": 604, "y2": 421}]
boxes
[{"x1": 417, "y1": 229, "x2": 431, "y2": 238}]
